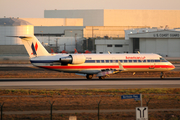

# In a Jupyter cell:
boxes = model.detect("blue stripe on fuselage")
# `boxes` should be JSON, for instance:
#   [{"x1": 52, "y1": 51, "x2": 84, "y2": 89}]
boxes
[{"x1": 30, "y1": 59, "x2": 168, "y2": 63}]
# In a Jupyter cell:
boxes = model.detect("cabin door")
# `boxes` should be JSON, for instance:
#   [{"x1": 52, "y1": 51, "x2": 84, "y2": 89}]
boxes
[
  {"x1": 112, "y1": 57, "x2": 116, "y2": 65},
  {"x1": 149, "y1": 59, "x2": 155, "y2": 69}
]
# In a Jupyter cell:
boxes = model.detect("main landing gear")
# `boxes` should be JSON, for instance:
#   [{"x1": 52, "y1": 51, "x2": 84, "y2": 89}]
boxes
[
  {"x1": 160, "y1": 72, "x2": 165, "y2": 79},
  {"x1": 99, "y1": 76, "x2": 105, "y2": 80},
  {"x1": 86, "y1": 74, "x2": 93, "y2": 79},
  {"x1": 86, "y1": 74, "x2": 106, "y2": 80}
]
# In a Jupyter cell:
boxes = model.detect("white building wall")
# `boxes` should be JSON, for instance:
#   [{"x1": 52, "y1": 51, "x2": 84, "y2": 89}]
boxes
[
  {"x1": 64, "y1": 29, "x2": 83, "y2": 37},
  {"x1": 156, "y1": 39, "x2": 168, "y2": 56},
  {"x1": 140, "y1": 38, "x2": 180, "y2": 57},
  {"x1": 95, "y1": 39, "x2": 130, "y2": 53},
  {"x1": 44, "y1": 10, "x2": 104, "y2": 26},
  {"x1": 104, "y1": 10, "x2": 180, "y2": 28},
  {"x1": 34, "y1": 26, "x2": 85, "y2": 34},
  {"x1": 21, "y1": 18, "x2": 83, "y2": 26},
  {"x1": 168, "y1": 39, "x2": 180, "y2": 57},
  {"x1": 45, "y1": 9, "x2": 180, "y2": 28},
  {"x1": 128, "y1": 29, "x2": 180, "y2": 57},
  {"x1": 0, "y1": 25, "x2": 34, "y2": 45}
]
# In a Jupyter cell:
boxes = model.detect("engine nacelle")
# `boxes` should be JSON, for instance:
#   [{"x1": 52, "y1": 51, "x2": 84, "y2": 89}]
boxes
[
  {"x1": 60, "y1": 54, "x2": 86, "y2": 64},
  {"x1": 71, "y1": 54, "x2": 86, "y2": 64}
]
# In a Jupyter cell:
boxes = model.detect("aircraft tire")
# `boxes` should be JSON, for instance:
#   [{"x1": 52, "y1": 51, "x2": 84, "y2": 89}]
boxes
[
  {"x1": 86, "y1": 74, "x2": 93, "y2": 79},
  {"x1": 160, "y1": 75, "x2": 165, "y2": 79},
  {"x1": 160, "y1": 72, "x2": 165, "y2": 79}
]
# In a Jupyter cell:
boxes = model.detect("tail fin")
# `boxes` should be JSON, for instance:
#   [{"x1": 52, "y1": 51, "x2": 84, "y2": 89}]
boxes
[{"x1": 19, "y1": 36, "x2": 50, "y2": 58}]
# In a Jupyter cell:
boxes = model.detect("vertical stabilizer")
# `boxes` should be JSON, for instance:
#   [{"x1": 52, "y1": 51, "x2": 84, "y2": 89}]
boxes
[{"x1": 20, "y1": 36, "x2": 50, "y2": 58}]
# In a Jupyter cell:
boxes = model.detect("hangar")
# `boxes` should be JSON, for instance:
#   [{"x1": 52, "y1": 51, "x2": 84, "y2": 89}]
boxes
[
  {"x1": 95, "y1": 28, "x2": 180, "y2": 57},
  {"x1": 127, "y1": 29, "x2": 180, "y2": 57}
]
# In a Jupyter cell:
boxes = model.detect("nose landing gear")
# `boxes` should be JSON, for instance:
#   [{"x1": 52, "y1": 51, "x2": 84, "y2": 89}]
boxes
[{"x1": 160, "y1": 72, "x2": 165, "y2": 79}]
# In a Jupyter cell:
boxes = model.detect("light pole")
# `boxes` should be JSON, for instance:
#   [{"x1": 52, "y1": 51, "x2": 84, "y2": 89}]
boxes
[
  {"x1": 92, "y1": 27, "x2": 99, "y2": 52},
  {"x1": 55, "y1": 38, "x2": 59, "y2": 52},
  {"x1": 75, "y1": 33, "x2": 77, "y2": 50},
  {"x1": 40, "y1": 31, "x2": 43, "y2": 45}
]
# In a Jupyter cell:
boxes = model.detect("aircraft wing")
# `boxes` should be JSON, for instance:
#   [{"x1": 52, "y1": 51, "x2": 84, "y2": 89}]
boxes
[{"x1": 97, "y1": 60, "x2": 126, "y2": 77}]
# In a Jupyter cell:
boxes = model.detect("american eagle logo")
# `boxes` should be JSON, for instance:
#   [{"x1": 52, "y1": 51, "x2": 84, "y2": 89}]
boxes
[{"x1": 31, "y1": 42, "x2": 38, "y2": 55}]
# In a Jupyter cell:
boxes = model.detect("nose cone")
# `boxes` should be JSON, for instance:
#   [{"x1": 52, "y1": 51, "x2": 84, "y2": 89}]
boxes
[{"x1": 169, "y1": 64, "x2": 175, "y2": 70}]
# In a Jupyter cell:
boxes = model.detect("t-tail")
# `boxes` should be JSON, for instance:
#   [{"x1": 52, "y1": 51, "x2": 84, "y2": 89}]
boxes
[{"x1": 19, "y1": 36, "x2": 50, "y2": 58}]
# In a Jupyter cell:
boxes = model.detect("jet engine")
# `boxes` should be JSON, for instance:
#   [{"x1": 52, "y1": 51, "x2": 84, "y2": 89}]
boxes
[{"x1": 60, "y1": 54, "x2": 86, "y2": 64}]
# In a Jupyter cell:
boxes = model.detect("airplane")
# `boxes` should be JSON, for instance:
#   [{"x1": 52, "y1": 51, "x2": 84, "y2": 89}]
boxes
[{"x1": 18, "y1": 35, "x2": 175, "y2": 79}]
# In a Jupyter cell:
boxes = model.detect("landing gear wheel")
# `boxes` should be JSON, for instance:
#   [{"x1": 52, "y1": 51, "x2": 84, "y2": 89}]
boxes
[
  {"x1": 99, "y1": 76, "x2": 105, "y2": 80},
  {"x1": 160, "y1": 75, "x2": 165, "y2": 79},
  {"x1": 160, "y1": 72, "x2": 165, "y2": 79},
  {"x1": 86, "y1": 74, "x2": 93, "y2": 79}
]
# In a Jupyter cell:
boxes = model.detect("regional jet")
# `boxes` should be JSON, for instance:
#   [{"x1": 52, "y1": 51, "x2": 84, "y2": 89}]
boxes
[{"x1": 18, "y1": 35, "x2": 175, "y2": 79}]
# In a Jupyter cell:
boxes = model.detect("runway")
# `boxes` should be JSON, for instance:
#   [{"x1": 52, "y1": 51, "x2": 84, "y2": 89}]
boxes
[
  {"x1": 0, "y1": 64, "x2": 180, "y2": 89},
  {"x1": 0, "y1": 78, "x2": 180, "y2": 89}
]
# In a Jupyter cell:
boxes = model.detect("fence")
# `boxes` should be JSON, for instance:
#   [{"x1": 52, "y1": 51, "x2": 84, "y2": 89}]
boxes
[{"x1": 0, "y1": 93, "x2": 180, "y2": 120}]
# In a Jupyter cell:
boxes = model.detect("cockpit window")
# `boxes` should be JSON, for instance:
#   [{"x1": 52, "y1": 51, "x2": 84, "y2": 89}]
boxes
[{"x1": 160, "y1": 57, "x2": 167, "y2": 62}]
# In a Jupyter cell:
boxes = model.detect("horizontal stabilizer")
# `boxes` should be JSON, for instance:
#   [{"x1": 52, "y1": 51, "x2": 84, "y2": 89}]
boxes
[
  {"x1": 7, "y1": 35, "x2": 49, "y2": 58},
  {"x1": 7, "y1": 35, "x2": 32, "y2": 39}
]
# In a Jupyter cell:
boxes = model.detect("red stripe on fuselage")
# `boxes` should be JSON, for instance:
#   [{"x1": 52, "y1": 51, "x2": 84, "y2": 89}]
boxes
[{"x1": 40, "y1": 65, "x2": 174, "y2": 69}]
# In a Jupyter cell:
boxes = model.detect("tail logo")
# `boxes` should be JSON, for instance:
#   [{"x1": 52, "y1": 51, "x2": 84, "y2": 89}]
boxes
[{"x1": 31, "y1": 42, "x2": 38, "y2": 55}]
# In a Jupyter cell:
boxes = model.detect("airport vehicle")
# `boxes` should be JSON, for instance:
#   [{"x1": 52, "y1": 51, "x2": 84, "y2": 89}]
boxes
[{"x1": 19, "y1": 35, "x2": 175, "y2": 79}]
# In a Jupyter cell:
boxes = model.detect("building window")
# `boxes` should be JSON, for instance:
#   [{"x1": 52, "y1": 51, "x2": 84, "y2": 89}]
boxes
[
  {"x1": 107, "y1": 44, "x2": 112, "y2": 47},
  {"x1": 115, "y1": 44, "x2": 123, "y2": 47}
]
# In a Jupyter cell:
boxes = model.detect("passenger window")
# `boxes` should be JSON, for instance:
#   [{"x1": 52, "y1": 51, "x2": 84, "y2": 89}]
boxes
[
  {"x1": 138, "y1": 60, "x2": 142, "y2": 62},
  {"x1": 101, "y1": 60, "x2": 104, "y2": 63},
  {"x1": 147, "y1": 60, "x2": 151, "y2": 62},
  {"x1": 155, "y1": 60, "x2": 160, "y2": 62},
  {"x1": 129, "y1": 60, "x2": 132, "y2": 63},
  {"x1": 124, "y1": 60, "x2": 127, "y2": 63},
  {"x1": 142, "y1": 60, "x2": 146, "y2": 62},
  {"x1": 133, "y1": 60, "x2": 137, "y2": 62},
  {"x1": 96, "y1": 60, "x2": 100, "y2": 63},
  {"x1": 151, "y1": 60, "x2": 154, "y2": 62},
  {"x1": 106, "y1": 60, "x2": 109, "y2": 63}
]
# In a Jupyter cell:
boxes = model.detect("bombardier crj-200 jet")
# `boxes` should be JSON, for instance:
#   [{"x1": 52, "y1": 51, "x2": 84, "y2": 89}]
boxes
[{"x1": 17, "y1": 35, "x2": 175, "y2": 79}]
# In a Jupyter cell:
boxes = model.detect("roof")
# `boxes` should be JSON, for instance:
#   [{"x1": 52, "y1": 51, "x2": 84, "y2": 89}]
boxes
[{"x1": 0, "y1": 18, "x2": 33, "y2": 26}]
